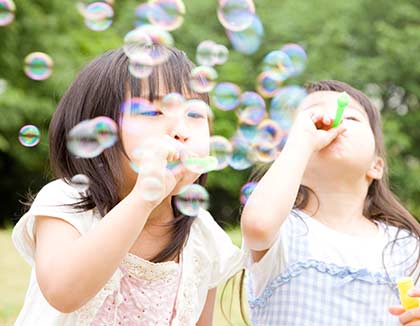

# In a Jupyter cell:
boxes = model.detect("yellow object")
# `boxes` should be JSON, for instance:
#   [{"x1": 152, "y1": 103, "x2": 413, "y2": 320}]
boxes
[{"x1": 397, "y1": 277, "x2": 419, "y2": 310}]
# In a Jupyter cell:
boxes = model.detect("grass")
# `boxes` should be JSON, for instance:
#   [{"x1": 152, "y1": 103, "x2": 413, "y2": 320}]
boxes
[{"x1": 0, "y1": 227, "x2": 249, "y2": 326}]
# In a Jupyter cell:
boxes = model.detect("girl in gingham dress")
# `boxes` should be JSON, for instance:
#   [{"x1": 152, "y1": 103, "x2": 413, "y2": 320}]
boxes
[{"x1": 241, "y1": 80, "x2": 420, "y2": 326}]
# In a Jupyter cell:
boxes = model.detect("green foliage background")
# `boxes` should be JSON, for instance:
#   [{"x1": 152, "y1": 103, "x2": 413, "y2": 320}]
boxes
[{"x1": 0, "y1": 0, "x2": 419, "y2": 226}]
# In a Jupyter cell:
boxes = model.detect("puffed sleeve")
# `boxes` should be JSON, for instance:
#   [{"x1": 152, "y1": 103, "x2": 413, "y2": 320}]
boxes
[
  {"x1": 11, "y1": 179, "x2": 98, "y2": 266},
  {"x1": 194, "y1": 209, "x2": 247, "y2": 289}
]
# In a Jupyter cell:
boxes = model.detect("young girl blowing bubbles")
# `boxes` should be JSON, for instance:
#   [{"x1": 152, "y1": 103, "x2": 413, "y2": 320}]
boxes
[
  {"x1": 241, "y1": 80, "x2": 420, "y2": 325},
  {"x1": 12, "y1": 45, "x2": 245, "y2": 326}
]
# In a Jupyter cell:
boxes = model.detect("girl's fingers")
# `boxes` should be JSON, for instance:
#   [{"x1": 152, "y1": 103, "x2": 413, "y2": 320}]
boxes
[
  {"x1": 409, "y1": 288, "x2": 420, "y2": 297},
  {"x1": 399, "y1": 307, "x2": 420, "y2": 324},
  {"x1": 389, "y1": 305, "x2": 406, "y2": 315}
]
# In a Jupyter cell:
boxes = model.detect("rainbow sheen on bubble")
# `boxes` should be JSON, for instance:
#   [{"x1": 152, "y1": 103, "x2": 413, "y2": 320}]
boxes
[
  {"x1": 240, "y1": 181, "x2": 257, "y2": 205},
  {"x1": 212, "y1": 82, "x2": 241, "y2": 111},
  {"x1": 229, "y1": 136, "x2": 254, "y2": 170},
  {"x1": 238, "y1": 122, "x2": 257, "y2": 142},
  {"x1": 280, "y1": 43, "x2": 307, "y2": 76},
  {"x1": 123, "y1": 28, "x2": 153, "y2": 59},
  {"x1": 190, "y1": 66, "x2": 218, "y2": 93},
  {"x1": 209, "y1": 136, "x2": 233, "y2": 170},
  {"x1": 175, "y1": 184, "x2": 209, "y2": 216},
  {"x1": 24, "y1": 52, "x2": 53, "y2": 81},
  {"x1": 236, "y1": 91, "x2": 266, "y2": 125},
  {"x1": 67, "y1": 120, "x2": 104, "y2": 158},
  {"x1": 18, "y1": 125, "x2": 40, "y2": 147},
  {"x1": 256, "y1": 70, "x2": 285, "y2": 98},
  {"x1": 182, "y1": 155, "x2": 218, "y2": 174},
  {"x1": 213, "y1": 44, "x2": 229, "y2": 65},
  {"x1": 261, "y1": 50, "x2": 293, "y2": 79},
  {"x1": 0, "y1": 0, "x2": 15, "y2": 26},
  {"x1": 148, "y1": 0, "x2": 185, "y2": 31},
  {"x1": 217, "y1": 0, "x2": 255, "y2": 32},
  {"x1": 70, "y1": 174, "x2": 90, "y2": 192},
  {"x1": 134, "y1": 3, "x2": 155, "y2": 27},
  {"x1": 93, "y1": 116, "x2": 118, "y2": 149},
  {"x1": 83, "y1": 2, "x2": 113, "y2": 31},
  {"x1": 226, "y1": 15, "x2": 263, "y2": 55},
  {"x1": 120, "y1": 98, "x2": 157, "y2": 134}
]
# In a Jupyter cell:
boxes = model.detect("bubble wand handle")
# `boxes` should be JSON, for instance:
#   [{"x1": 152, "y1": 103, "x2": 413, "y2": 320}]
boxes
[{"x1": 331, "y1": 91, "x2": 350, "y2": 128}]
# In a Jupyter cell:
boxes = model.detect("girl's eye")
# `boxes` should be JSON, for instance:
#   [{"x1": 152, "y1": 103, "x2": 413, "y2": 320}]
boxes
[
  {"x1": 140, "y1": 111, "x2": 162, "y2": 117},
  {"x1": 344, "y1": 116, "x2": 359, "y2": 121},
  {"x1": 186, "y1": 111, "x2": 205, "y2": 119}
]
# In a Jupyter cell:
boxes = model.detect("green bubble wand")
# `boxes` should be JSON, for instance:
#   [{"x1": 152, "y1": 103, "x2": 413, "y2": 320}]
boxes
[{"x1": 331, "y1": 92, "x2": 350, "y2": 128}]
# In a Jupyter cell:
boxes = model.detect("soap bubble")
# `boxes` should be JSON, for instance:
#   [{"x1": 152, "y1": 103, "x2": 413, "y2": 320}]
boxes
[
  {"x1": 24, "y1": 52, "x2": 53, "y2": 81},
  {"x1": 70, "y1": 174, "x2": 90, "y2": 192},
  {"x1": 0, "y1": 0, "x2": 15, "y2": 26},
  {"x1": 209, "y1": 135, "x2": 233, "y2": 170},
  {"x1": 18, "y1": 125, "x2": 40, "y2": 147},
  {"x1": 175, "y1": 184, "x2": 209, "y2": 216},
  {"x1": 217, "y1": 0, "x2": 255, "y2": 32},
  {"x1": 83, "y1": 2, "x2": 114, "y2": 31},
  {"x1": 212, "y1": 82, "x2": 241, "y2": 111},
  {"x1": 190, "y1": 66, "x2": 218, "y2": 93},
  {"x1": 226, "y1": 15, "x2": 263, "y2": 55}
]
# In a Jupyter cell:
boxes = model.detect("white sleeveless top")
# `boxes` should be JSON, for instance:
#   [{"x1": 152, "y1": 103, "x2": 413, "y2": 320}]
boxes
[{"x1": 12, "y1": 179, "x2": 246, "y2": 325}]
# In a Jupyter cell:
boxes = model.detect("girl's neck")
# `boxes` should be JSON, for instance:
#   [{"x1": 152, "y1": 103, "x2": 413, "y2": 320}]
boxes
[{"x1": 301, "y1": 176, "x2": 378, "y2": 237}]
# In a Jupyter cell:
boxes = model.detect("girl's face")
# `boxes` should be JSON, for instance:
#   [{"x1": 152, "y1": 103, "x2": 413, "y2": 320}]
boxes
[
  {"x1": 299, "y1": 91, "x2": 384, "y2": 181},
  {"x1": 120, "y1": 91, "x2": 211, "y2": 196}
]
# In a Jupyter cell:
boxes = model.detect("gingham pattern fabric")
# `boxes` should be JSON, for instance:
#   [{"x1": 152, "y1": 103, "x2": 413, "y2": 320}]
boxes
[{"x1": 247, "y1": 210, "x2": 418, "y2": 326}]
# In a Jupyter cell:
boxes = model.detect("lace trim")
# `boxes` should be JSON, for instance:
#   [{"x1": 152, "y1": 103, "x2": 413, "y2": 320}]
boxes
[
  {"x1": 248, "y1": 259, "x2": 395, "y2": 309},
  {"x1": 121, "y1": 252, "x2": 179, "y2": 281}
]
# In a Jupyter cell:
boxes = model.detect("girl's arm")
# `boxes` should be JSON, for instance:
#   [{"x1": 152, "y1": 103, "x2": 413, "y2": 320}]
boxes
[
  {"x1": 35, "y1": 137, "x2": 183, "y2": 313},
  {"x1": 241, "y1": 112, "x2": 346, "y2": 261},
  {"x1": 196, "y1": 288, "x2": 217, "y2": 326}
]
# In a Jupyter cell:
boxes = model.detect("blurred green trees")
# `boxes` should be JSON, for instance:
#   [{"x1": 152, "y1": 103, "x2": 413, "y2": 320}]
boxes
[{"x1": 0, "y1": 0, "x2": 419, "y2": 226}]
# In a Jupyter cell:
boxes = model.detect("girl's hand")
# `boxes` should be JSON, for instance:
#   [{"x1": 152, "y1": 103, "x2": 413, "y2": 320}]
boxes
[
  {"x1": 389, "y1": 288, "x2": 420, "y2": 325},
  {"x1": 131, "y1": 135, "x2": 187, "y2": 206},
  {"x1": 287, "y1": 110, "x2": 347, "y2": 153}
]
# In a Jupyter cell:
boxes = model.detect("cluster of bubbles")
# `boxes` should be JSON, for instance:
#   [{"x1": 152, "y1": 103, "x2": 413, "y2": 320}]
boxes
[
  {"x1": 67, "y1": 116, "x2": 118, "y2": 158},
  {"x1": 10, "y1": 0, "x2": 310, "y2": 212},
  {"x1": 0, "y1": 0, "x2": 15, "y2": 26}
]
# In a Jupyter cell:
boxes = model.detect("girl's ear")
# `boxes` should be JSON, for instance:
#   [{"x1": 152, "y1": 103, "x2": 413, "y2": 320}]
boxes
[{"x1": 367, "y1": 156, "x2": 384, "y2": 180}]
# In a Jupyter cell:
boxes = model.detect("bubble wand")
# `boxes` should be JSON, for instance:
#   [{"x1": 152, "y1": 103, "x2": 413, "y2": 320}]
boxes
[
  {"x1": 397, "y1": 277, "x2": 420, "y2": 316},
  {"x1": 331, "y1": 92, "x2": 350, "y2": 128}
]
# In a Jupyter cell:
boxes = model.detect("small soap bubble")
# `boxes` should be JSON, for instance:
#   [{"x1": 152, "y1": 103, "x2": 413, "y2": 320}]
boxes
[
  {"x1": 67, "y1": 120, "x2": 103, "y2": 158},
  {"x1": 255, "y1": 70, "x2": 285, "y2": 98},
  {"x1": 236, "y1": 91, "x2": 266, "y2": 125},
  {"x1": 83, "y1": 2, "x2": 114, "y2": 31},
  {"x1": 175, "y1": 184, "x2": 209, "y2": 216},
  {"x1": 226, "y1": 15, "x2": 263, "y2": 55},
  {"x1": 209, "y1": 135, "x2": 233, "y2": 170},
  {"x1": 229, "y1": 137, "x2": 254, "y2": 170},
  {"x1": 240, "y1": 181, "x2": 257, "y2": 205},
  {"x1": 24, "y1": 52, "x2": 53, "y2": 81},
  {"x1": 212, "y1": 82, "x2": 241, "y2": 111},
  {"x1": 70, "y1": 174, "x2": 91, "y2": 192},
  {"x1": 217, "y1": 0, "x2": 255, "y2": 32},
  {"x1": 280, "y1": 43, "x2": 307, "y2": 76},
  {"x1": 148, "y1": 0, "x2": 185, "y2": 31},
  {"x1": 18, "y1": 125, "x2": 40, "y2": 147},
  {"x1": 0, "y1": 0, "x2": 15, "y2": 26},
  {"x1": 190, "y1": 66, "x2": 218, "y2": 93},
  {"x1": 93, "y1": 116, "x2": 118, "y2": 149}
]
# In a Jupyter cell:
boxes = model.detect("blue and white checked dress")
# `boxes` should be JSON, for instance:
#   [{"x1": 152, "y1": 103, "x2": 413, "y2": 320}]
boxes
[{"x1": 246, "y1": 210, "x2": 419, "y2": 326}]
